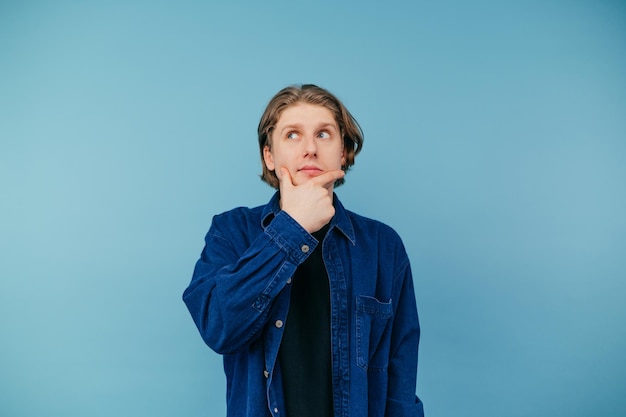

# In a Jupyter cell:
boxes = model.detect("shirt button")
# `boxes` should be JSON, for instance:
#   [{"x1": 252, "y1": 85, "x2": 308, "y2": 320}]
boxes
[
  {"x1": 300, "y1": 244, "x2": 310, "y2": 253},
  {"x1": 275, "y1": 320, "x2": 283, "y2": 328},
  {"x1": 274, "y1": 408, "x2": 279, "y2": 414},
  {"x1": 286, "y1": 277, "x2": 292, "y2": 284},
  {"x1": 263, "y1": 370, "x2": 269, "y2": 378}
]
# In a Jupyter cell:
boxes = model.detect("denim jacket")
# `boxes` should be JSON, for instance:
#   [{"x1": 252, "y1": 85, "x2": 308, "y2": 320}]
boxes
[{"x1": 183, "y1": 192, "x2": 424, "y2": 417}]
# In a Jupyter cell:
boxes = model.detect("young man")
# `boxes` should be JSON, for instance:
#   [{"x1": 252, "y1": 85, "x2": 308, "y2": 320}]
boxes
[{"x1": 183, "y1": 84, "x2": 424, "y2": 417}]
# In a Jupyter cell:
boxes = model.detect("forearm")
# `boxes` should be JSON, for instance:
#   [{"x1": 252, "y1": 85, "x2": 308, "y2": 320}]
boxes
[{"x1": 183, "y1": 210, "x2": 316, "y2": 354}]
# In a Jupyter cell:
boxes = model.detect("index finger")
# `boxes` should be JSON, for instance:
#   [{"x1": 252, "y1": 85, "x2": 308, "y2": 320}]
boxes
[
  {"x1": 310, "y1": 169, "x2": 345, "y2": 188},
  {"x1": 278, "y1": 167, "x2": 295, "y2": 189}
]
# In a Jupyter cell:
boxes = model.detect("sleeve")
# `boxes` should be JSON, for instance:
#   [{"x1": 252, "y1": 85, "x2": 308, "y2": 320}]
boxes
[
  {"x1": 386, "y1": 259, "x2": 425, "y2": 417},
  {"x1": 182, "y1": 210, "x2": 317, "y2": 354}
]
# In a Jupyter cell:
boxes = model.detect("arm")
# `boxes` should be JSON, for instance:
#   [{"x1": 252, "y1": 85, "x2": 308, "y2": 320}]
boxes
[
  {"x1": 182, "y1": 210, "x2": 316, "y2": 354},
  {"x1": 386, "y1": 261, "x2": 425, "y2": 416},
  {"x1": 184, "y1": 169, "x2": 344, "y2": 354}
]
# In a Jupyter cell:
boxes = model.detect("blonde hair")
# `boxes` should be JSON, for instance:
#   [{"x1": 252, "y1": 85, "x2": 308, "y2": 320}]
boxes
[{"x1": 257, "y1": 84, "x2": 363, "y2": 188}]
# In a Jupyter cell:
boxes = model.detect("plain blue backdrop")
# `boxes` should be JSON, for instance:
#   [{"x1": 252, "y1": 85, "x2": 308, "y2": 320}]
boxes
[{"x1": 1, "y1": 1, "x2": 625, "y2": 416}]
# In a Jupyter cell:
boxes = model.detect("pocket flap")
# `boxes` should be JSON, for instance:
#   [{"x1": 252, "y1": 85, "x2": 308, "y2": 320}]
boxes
[{"x1": 356, "y1": 295, "x2": 393, "y2": 319}]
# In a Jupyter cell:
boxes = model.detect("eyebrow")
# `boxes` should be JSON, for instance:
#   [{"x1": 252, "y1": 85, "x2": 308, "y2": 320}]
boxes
[
  {"x1": 278, "y1": 123, "x2": 302, "y2": 133},
  {"x1": 278, "y1": 122, "x2": 338, "y2": 134},
  {"x1": 317, "y1": 123, "x2": 338, "y2": 131}
]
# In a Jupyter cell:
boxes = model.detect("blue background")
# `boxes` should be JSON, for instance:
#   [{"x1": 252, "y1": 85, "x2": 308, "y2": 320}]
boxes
[{"x1": 1, "y1": 1, "x2": 625, "y2": 416}]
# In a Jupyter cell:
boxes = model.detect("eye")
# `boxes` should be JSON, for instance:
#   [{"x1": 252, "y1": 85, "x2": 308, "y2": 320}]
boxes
[
  {"x1": 317, "y1": 131, "x2": 331, "y2": 139},
  {"x1": 287, "y1": 132, "x2": 299, "y2": 140}
]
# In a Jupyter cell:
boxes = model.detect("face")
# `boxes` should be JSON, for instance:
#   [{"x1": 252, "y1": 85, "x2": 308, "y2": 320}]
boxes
[{"x1": 263, "y1": 102, "x2": 345, "y2": 189}]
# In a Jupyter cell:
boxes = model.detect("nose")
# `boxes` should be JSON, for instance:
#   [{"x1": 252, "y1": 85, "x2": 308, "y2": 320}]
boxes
[{"x1": 303, "y1": 134, "x2": 317, "y2": 157}]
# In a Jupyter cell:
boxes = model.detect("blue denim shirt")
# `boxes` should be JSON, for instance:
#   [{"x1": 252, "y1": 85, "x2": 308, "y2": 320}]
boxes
[{"x1": 183, "y1": 192, "x2": 424, "y2": 417}]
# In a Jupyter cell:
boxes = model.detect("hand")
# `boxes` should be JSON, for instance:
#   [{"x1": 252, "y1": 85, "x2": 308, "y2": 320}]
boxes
[{"x1": 279, "y1": 168, "x2": 345, "y2": 233}]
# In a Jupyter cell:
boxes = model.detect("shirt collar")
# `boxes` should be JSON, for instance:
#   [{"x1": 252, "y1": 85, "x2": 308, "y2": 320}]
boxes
[{"x1": 261, "y1": 191, "x2": 356, "y2": 245}]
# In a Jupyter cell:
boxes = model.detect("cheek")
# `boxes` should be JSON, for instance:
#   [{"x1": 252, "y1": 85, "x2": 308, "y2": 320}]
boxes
[{"x1": 274, "y1": 149, "x2": 295, "y2": 167}]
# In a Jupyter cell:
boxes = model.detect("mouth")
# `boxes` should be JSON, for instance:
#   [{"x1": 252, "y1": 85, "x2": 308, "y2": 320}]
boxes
[{"x1": 298, "y1": 166, "x2": 324, "y2": 176}]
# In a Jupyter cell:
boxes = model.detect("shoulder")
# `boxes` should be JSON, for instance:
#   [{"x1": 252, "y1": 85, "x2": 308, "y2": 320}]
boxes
[
  {"x1": 213, "y1": 204, "x2": 264, "y2": 221},
  {"x1": 347, "y1": 209, "x2": 402, "y2": 237},
  {"x1": 342, "y1": 209, "x2": 413, "y2": 282},
  {"x1": 346, "y1": 209, "x2": 407, "y2": 251},
  {"x1": 209, "y1": 204, "x2": 267, "y2": 236},
  {"x1": 334, "y1": 195, "x2": 403, "y2": 242}
]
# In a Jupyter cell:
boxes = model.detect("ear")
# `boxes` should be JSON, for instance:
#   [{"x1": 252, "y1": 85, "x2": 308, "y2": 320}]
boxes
[
  {"x1": 263, "y1": 145, "x2": 275, "y2": 171},
  {"x1": 341, "y1": 147, "x2": 346, "y2": 166}
]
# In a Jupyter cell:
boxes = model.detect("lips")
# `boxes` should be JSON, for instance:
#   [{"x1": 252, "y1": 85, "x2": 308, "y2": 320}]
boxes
[{"x1": 298, "y1": 165, "x2": 323, "y2": 176}]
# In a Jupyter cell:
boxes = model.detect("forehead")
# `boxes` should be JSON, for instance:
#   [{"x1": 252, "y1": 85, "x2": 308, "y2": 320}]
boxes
[{"x1": 275, "y1": 102, "x2": 338, "y2": 128}]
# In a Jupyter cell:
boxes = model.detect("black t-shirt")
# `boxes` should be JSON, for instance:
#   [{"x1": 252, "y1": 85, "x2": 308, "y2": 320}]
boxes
[{"x1": 278, "y1": 224, "x2": 333, "y2": 417}]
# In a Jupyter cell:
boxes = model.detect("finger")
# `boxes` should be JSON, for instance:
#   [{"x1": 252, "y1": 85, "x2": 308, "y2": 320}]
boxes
[
  {"x1": 278, "y1": 168, "x2": 295, "y2": 190},
  {"x1": 310, "y1": 169, "x2": 345, "y2": 188}
]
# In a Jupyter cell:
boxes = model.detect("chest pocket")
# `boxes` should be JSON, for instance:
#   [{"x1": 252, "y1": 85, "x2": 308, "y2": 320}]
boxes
[{"x1": 355, "y1": 295, "x2": 393, "y2": 371}]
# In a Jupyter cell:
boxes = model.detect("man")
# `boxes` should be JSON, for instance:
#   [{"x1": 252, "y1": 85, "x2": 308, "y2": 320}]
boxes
[{"x1": 183, "y1": 84, "x2": 424, "y2": 416}]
